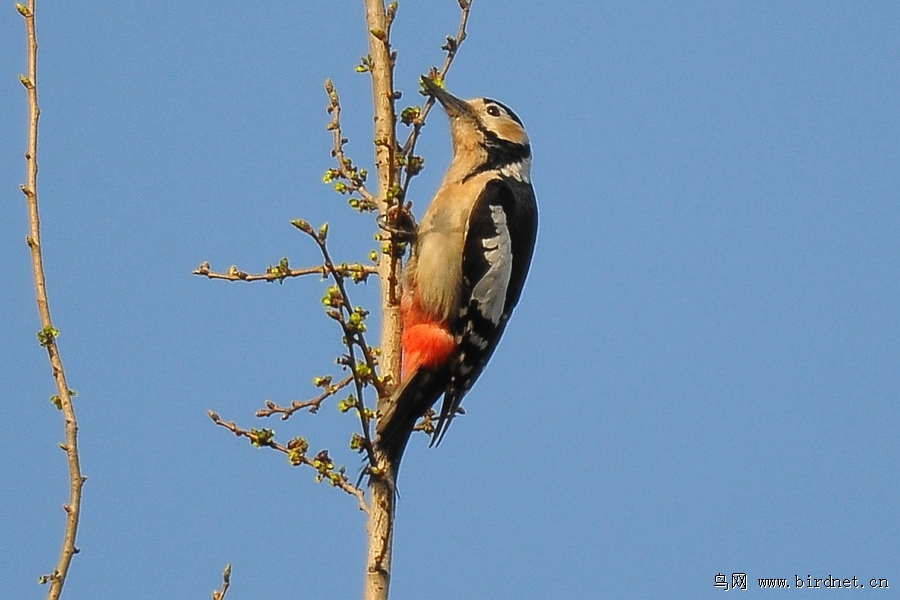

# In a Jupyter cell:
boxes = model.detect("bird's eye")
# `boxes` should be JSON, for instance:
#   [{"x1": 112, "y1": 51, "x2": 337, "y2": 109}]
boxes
[{"x1": 486, "y1": 105, "x2": 501, "y2": 117}]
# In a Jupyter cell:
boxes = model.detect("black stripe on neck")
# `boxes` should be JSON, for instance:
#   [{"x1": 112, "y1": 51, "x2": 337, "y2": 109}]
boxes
[{"x1": 462, "y1": 130, "x2": 530, "y2": 182}]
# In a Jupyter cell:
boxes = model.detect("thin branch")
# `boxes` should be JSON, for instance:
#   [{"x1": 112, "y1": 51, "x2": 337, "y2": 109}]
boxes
[
  {"x1": 295, "y1": 223, "x2": 384, "y2": 469},
  {"x1": 347, "y1": 346, "x2": 378, "y2": 467},
  {"x1": 325, "y1": 80, "x2": 378, "y2": 210},
  {"x1": 294, "y1": 221, "x2": 387, "y2": 399},
  {"x1": 398, "y1": 0, "x2": 472, "y2": 186},
  {"x1": 17, "y1": 3, "x2": 85, "y2": 598},
  {"x1": 256, "y1": 374, "x2": 355, "y2": 420},
  {"x1": 211, "y1": 564, "x2": 232, "y2": 600},
  {"x1": 209, "y1": 411, "x2": 369, "y2": 515},
  {"x1": 193, "y1": 260, "x2": 376, "y2": 283},
  {"x1": 438, "y1": 1, "x2": 473, "y2": 77},
  {"x1": 412, "y1": 409, "x2": 436, "y2": 434}
]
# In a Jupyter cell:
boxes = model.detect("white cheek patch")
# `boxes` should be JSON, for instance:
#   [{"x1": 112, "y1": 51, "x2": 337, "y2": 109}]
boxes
[
  {"x1": 500, "y1": 156, "x2": 531, "y2": 183},
  {"x1": 471, "y1": 205, "x2": 513, "y2": 325}
]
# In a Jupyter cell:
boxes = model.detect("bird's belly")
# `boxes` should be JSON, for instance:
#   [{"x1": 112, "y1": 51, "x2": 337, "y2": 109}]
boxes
[{"x1": 414, "y1": 229, "x2": 463, "y2": 322}]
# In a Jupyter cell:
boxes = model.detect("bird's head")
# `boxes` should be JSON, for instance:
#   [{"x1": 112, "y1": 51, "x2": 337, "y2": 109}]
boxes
[{"x1": 422, "y1": 77, "x2": 531, "y2": 182}]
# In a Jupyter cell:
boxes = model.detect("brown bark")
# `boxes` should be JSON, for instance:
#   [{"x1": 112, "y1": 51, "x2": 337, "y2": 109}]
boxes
[
  {"x1": 19, "y1": 2, "x2": 85, "y2": 598},
  {"x1": 363, "y1": 1, "x2": 401, "y2": 599}
]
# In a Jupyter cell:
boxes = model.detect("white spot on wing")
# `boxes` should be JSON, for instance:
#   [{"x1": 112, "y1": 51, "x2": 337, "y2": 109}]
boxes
[
  {"x1": 500, "y1": 157, "x2": 531, "y2": 183},
  {"x1": 468, "y1": 332, "x2": 489, "y2": 350},
  {"x1": 471, "y1": 205, "x2": 513, "y2": 325}
]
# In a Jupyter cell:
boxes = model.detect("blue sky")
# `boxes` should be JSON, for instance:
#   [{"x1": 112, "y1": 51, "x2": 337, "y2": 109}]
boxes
[{"x1": 1, "y1": 2, "x2": 897, "y2": 598}]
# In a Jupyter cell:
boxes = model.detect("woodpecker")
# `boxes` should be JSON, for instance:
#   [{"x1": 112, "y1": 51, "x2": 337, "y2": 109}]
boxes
[{"x1": 376, "y1": 77, "x2": 538, "y2": 463}]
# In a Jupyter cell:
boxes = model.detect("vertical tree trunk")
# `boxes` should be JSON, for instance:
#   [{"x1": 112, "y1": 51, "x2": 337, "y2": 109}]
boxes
[{"x1": 363, "y1": 1, "x2": 400, "y2": 599}]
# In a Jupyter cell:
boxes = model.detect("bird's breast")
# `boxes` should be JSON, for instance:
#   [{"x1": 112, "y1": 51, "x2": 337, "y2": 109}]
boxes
[{"x1": 410, "y1": 174, "x2": 490, "y2": 322}]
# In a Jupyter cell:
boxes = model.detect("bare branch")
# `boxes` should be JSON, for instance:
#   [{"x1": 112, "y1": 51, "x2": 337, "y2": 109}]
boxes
[
  {"x1": 412, "y1": 409, "x2": 436, "y2": 434},
  {"x1": 398, "y1": 0, "x2": 473, "y2": 192},
  {"x1": 208, "y1": 411, "x2": 369, "y2": 514},
  {"x1": 325, "y1": 80, "x2": 379, "y2": 211},
  {"x1": 293, "y1": 220, "x2": 387, "y2": 399},
  {"x1": 292, "y1": 221, "x2": 385, "y2": 471},
  {"x1": 256, "y1": 374, "x2": 355, "y2": 420},
  {"x1": 211, "y1": 564, "x2": 232, "y2": 600},
  {"x1": 193, "y1": 260, "x2": 376, "y2": 283},
  {"x1": 18, "y1": 3, "x2": 85, "y2": 598}
]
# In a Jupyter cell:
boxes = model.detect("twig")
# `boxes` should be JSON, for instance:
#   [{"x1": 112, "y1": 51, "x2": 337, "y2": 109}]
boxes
[
  {"x1": 325, "y1": 80, "x2": 378, "y2": 210},
  {"x1": 17, "y1": 3, "x2": 85, "y2": 598},
  {"x1": 411, "y1": 409, "x2": 436, "y2": 434},
  {"x1": 209, "y1": 411, "x2": 369, "y2": 515},
  {"x1": 193, "y1": 261, "x2": 376, "y2": 283},
  {"x1": 256, "y1": 374, "x2": 355, "y2": 420},
  {"x1": 293, "y1": 222, "x2": 384, "y2": 469},
  {"x1": 293, "y1": 221, "x2": 386, "y2": 399},
  {"x1": 211, "y1": 564, "x2": 231, "y2": 600},
  {"x1": 398, "y1": 0, "x2": 472, "y2": 168}
]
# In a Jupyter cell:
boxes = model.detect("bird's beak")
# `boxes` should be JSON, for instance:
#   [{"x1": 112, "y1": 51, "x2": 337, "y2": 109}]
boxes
[{"x1": 421, "y1": 76, "x2": 471, "y2": 119}]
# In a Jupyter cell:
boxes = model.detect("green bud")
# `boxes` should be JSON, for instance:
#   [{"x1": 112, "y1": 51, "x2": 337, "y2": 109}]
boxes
[
  {"x1": 322, "y1": 285, "x2": 341, "y2": 308},
  {"x1": 400, "y1": 106, "x2": 421, "y2": 126},
  {"x1": 386, "y1": 184, "x2": 403, "y2": 201},
  {"x1": 249, "y1": 428, "x2": 274, "y2": 447},
  {"x1": 347, "y1": 310, "x2": 367, "y2": 333},
  {"x1": 227, "y1": 265, "x2": 247, "y2": 279},
  {"x1": 287, "y1": 437, "x2": 309, "y2": 454},
  {"x1": 356, "y1": 362, "x2": 372, "y2": 378},
  {"x1": 407, "y1": 155, "x2": 425, "y2": 176},
  {"x1": 291, "y1": 219, "x2": 314, "y2": 234},
  {"x1": 36, "y1": 325, "x2": 59, "y2": 347},
  {"x1": 337, "y1": 395, "x2": 357, "y2": 413}
]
